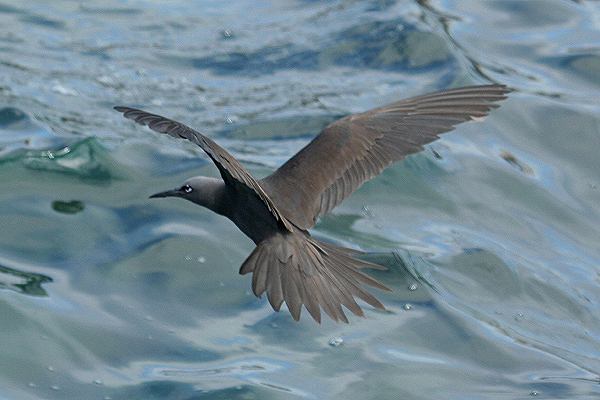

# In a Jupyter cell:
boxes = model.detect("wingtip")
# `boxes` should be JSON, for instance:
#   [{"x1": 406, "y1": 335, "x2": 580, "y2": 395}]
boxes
[{"x1": 489, "y1": 83, "x2": 512, "y2": 97}]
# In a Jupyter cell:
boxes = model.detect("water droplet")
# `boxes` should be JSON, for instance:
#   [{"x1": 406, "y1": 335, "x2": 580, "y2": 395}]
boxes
[
  {"x1": 185, "y1": 255, "x2": 192, "y2": 261},
  {"x1": 531, "y1": 391, "x2": 539, "y2": 396},
  {"x1": 197, "y1": 256, "x2": 206, "y2": 263},
  {"x1": 52, "y1": 83, "x2": 78, "y2": 96},
  {"x1": 404, "y1": 304, "x2": 412, "y2": 310},
  {"x1": 27, "y1": 382, "x2": 36, "y2": 388},
  {"x1": 515, "y1": 312, "x2": 524, "y2": 321},
  {"x1": 47, "y1": 365, "x2": 54, "y2": 372},
  {"x1": 56, "y1": 146, "x2": 70, "y2": 156},
  {"x1": 329, "y1": 337, "x2": 344, "y2": 347},
  {"x1": 51, "y1": 385, "x2": 60, "y2": 391},
  {"x1": 93, "y1": 379, "x2": 104, "y2": 385},
  {"x1": 408, "y1": 283, "x2": 418, "y2": 291}
]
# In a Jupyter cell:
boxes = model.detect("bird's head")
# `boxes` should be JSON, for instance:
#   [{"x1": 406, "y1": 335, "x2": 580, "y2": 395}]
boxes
[{"x1": 150, "y1": 176, "x2": 226, "y2": 212}]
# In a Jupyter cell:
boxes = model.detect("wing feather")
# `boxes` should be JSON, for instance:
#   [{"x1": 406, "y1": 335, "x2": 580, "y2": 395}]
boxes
[
  {"x1": 114, "y1": 106, "x2": 293, "y2": 231},
  {"x1": 261, "y1": 84, "x2": 510, "y2": 229}
]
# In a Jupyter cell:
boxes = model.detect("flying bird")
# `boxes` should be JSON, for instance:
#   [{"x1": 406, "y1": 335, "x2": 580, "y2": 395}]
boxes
[{"x1": 115, "y1": 84, "x2": 510, "y2": 323}]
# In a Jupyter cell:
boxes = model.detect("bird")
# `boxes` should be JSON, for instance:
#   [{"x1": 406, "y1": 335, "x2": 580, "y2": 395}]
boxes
[{"x1": 114, "y1": 84, "x2": 510, "y2": 323}]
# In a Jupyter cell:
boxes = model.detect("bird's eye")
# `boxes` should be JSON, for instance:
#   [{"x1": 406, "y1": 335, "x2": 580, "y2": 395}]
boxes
[{"x1": 182, "y1": 185, "x2": 193, "y2": 193}]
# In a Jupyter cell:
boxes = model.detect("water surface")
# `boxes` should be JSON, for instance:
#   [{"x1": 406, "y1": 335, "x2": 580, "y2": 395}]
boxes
[{"x1": 1, "y1": 0, "x2": 600, "y2": 399}]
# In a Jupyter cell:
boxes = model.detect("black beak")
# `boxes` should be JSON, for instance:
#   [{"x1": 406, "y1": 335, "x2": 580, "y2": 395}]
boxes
[{"x1": 149, "y1": 189, "x2": 180, "y2": 199}]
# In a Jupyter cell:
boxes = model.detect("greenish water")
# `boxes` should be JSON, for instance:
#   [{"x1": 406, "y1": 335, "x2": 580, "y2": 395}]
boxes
[{"x1": 1, "y1": 0, "x2": 600, "y2": 399}]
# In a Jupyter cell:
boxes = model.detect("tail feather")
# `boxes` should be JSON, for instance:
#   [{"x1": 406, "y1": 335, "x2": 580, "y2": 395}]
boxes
[
  {"x1": 322, "y1": 257, "x2": 380, "y2": 314},
  {"x1": 318, "y1": 243, "x2": 389, "y2": 310},
  {"x1": 251, "y1": 249, "x2": 269, "y2": 296},
  {"x1": 240, "y1": 232, "x2": 392, "y2": 323},
  {"x1": 266, "y1": 262, "x2": 284, "y2": 312}
]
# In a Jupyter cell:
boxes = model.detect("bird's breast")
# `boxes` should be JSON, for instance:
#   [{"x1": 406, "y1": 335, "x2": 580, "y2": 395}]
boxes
[{"x1": 224, "y1": 188, "x2": 283, "y2": 245}]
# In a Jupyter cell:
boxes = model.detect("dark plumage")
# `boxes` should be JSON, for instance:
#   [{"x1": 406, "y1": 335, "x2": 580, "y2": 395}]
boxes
[{"x1": 115, "y1": 84, "x2": 510, "y2": 323}]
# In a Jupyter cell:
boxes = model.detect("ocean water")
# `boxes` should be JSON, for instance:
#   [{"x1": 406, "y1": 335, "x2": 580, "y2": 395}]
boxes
[{"x1": 1, "y1": 0, "x2": 600, "y2": 399}]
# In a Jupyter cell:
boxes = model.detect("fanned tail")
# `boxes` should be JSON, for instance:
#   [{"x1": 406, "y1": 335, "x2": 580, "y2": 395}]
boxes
[{"x1": 239, "y1": 232, "x2": 391, "y2": 323}]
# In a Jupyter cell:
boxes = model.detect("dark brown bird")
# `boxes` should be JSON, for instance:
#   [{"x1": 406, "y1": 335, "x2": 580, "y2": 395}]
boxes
[{"x1": 115, "y1": 84, "x2": 510, "y2": 323}]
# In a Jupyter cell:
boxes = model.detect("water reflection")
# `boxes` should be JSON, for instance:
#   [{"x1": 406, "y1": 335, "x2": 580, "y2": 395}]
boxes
[{"x1": 0, "y1": 263, "x2": 52, "y2": 296}]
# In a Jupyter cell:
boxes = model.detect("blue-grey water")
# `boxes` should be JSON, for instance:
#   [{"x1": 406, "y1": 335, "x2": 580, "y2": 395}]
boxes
[{"x1": 1, "y1": 0, "x2": 600, "y2": 399}]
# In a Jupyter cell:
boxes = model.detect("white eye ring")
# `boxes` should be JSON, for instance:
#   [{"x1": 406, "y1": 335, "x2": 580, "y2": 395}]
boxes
[{"x1": 182, "y1": 185, "x2": 193, "y2": 193}]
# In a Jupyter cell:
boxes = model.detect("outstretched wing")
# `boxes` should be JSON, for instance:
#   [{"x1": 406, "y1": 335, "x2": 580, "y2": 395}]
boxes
[
  {"x1": 114, "y1": 106, "x2": 293, "y2": 231},
  {"x1": 260, "y1": 84, "x2": 510, "y2": 229}
]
